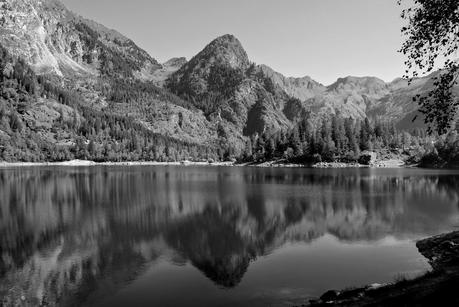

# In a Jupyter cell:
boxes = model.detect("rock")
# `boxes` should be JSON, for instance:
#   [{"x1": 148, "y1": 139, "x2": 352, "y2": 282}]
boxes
[
  {"x1": 320, "y1": 290, "x2": 340, "y2": 302},
  {"x1": 367, "y1": 283, "x2": 384, "y2": 290},
  {"x1": 313, "y1": 232, "x2": 459, "y2": 306},
  {"x1": 417, "y1": 231, "x2": 459, "y2": 269},
  {"x1": 0, "y1": 0, "x2": 160, "y2": 78},
  {"x1": 358, "y1": 151, "x2": 377, "y2": 165}
]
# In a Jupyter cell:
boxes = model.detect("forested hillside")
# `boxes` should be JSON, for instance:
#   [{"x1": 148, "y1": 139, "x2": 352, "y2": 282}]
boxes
[{"x1": 0, "y1": 44, "x2": 220, "y2": 162}]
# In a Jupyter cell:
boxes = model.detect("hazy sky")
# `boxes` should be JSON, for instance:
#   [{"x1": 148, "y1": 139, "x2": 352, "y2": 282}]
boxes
[{"x1": 61, "y1": 0, "x2": 408, "y2": 85}]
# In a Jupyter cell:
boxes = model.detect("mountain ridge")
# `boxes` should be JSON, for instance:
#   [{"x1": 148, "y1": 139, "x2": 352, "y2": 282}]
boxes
[{"x1": 1, "y1": 0, "x2": 453, "y2": 163}]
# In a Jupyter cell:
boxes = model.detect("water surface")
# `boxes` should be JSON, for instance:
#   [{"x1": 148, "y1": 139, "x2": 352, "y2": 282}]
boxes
[{"x1": 1, "y1": 166, "x2": 459, "y2": 306}]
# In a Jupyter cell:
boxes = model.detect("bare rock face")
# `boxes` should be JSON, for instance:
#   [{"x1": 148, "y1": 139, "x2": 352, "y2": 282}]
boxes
[
  {"x1": 258, "y1": 64, "x2": 326, "y2": 101},
  {"x1": 0, "y1": 0, "x2": 160, "y2": 78},
  {"x1": 305, "y1": 76, "x2": 390, "y2": 121},
  {"x1": 0, "y1": 0, "x2": 79, "y2": 76},
  {"x1": 251, "y1": 68, "x2": 451, "y2": 132}
]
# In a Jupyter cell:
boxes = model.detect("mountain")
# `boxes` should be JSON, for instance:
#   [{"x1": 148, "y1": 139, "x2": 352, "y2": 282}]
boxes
[
  {"x1": 275, "y1": 75, "x2": 436, "y2": 129},
  {"x1": 258, "y1": 64, "x2": 326, "y2": 101},
  {"x1": 0, "y1": 0, "x2": 452, "y2": 163},
  {"x1": 305, "y1": 76, "x2": 392, "y2": 120},
  {"x1": 0, "y1": 0, "x2": 225, "y2": 162},
  {"x1": 0, "y1": 0, "x2": 161, "y2": 78},
  {"x1": 167, "y1": 34, "x2": 250, "y2": 97},
  {"x1": 167, "y1": 34, "x2": 293, "y2": 143}
]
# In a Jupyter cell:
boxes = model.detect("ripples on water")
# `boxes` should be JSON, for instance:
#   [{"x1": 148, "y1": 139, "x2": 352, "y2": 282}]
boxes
[{"x1": 1, "y1": 166, "x2": 459, "y2": 306}]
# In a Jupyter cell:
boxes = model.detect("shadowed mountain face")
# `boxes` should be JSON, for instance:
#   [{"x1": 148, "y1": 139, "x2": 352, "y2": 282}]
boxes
[
  {"x1": 168, "y1": 34, "x2": 251, "y2": 99},
  {"x1": 166, "y1": 34, "x2": 292, "y2": 143},
  {"x1": 1, "y1": 166, "x2": 459, "y2": 305}
]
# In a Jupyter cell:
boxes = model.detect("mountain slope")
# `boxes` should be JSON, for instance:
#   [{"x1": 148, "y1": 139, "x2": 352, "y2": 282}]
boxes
[
  {"x1": 150, "y1": 57, "x2": 187, "y2": 87},
  {"x1": 0, "y1": 0, "x2": 161, "y2": 78},
  {"x1": 0, "y1": 43, "x2": 221, "y2": 162},
  {"x1": 0, "y1": 0, "x2": 224, "y2": 149},
  {"x1": 167, "y1": 34, "x2": 293, "y2": 143},
  {"x1": 1, "y1": 0, "x2": 454, "y2": 164},
  {"x1": 258, "y1": 64, "x2": 326, "y2": 101},
  {"x1": 167, "y1": 34, "x2": 250, "y2": 99}
]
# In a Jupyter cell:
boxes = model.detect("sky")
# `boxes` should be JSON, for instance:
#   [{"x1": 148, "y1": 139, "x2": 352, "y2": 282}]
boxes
[{"x1": 61, "y1": 0, "x2": 409, "y2": 85}]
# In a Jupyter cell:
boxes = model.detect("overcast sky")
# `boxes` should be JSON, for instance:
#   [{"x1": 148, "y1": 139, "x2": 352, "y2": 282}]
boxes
[{"x1": 61, "y1": 0, "x2": 408, "y2": 85}]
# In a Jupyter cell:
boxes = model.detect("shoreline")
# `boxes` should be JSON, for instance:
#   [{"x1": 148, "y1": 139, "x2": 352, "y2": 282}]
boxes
[
  {"x1": 0, "y1": 160, "x2": 235, "y2": 167},
  {"x1": 0, "y1": 159, "x2": 409, "y2": 168},
  {"x1": 302, "y1": 231, "x2": 459, "y2": 306}
]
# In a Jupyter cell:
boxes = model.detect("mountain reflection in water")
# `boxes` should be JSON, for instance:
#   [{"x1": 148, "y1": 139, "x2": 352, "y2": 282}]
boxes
[{"x1": 1, "y1": 166, "x2": 459, "y2": 306}]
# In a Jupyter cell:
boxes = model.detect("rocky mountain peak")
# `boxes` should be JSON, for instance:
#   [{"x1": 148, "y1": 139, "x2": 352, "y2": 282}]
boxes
[
  {"x1": 196, "y1": 34, "x2": 250, "y2": 70},
  {"x1": 166, "y1": 34, "x2": 251, "y2": 99},
  {"x1": 327, "y1": 76, "x2": 388, "y2": 96}
]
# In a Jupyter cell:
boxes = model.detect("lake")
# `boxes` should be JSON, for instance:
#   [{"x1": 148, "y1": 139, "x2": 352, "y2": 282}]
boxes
[{"x1": 1, "y1": 166, "x2": 459, "y2": 306}]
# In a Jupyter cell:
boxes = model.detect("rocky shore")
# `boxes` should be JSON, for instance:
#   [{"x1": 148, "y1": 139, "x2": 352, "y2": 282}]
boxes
[
  {"x1": 0, "y1": 160, "x2": 234, "y2": 167},
  {"x1": 245, "y1": 151, "x2": 408, "y2": 168},
  {"x1": 0, "y1": 157, "x2": 406, "y2": 169},
  {"x1": 300, "y1": 231, "x2": 459, "y2": 306}
]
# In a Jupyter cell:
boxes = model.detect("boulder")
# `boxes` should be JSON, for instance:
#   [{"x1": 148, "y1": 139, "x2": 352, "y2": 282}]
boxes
[
  {"x1": 358, "y1": 151, "x2": 377, "y2": 165},
  {"x1": 320, "y1": 290, "x2": 340, "y2": 302}
]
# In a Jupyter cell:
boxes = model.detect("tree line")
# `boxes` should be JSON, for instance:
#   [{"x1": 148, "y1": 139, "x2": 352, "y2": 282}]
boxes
[{"x1": 240, "y1": 113, "x2": 459, "y2": 167}]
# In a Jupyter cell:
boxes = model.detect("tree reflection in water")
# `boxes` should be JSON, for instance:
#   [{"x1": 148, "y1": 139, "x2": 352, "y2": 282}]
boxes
[{"x1": 0, "y1": 166, "x2": 459, "y2": 305}]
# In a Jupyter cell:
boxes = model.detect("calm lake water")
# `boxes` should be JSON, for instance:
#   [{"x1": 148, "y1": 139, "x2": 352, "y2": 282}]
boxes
[{"x1": 1, "y1": 166, "x2": 459, "y2": 306}]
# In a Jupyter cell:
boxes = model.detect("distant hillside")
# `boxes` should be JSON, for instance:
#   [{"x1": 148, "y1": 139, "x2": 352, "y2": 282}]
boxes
[
  {"x1": 258, "y1": 64, "x2": 326, "y2": 101},
  {"x1": 150, "y1": 57, "x2": 187, "y2": 87}
]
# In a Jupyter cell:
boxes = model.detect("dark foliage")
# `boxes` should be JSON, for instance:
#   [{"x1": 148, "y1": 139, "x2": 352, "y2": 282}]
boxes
[
  {"x1": 399, "y1": 0, "x2": 459, "y2": 134},
  {"x1": 106, "y1": 78, "x2": 196, "y2": 110},
  {"x1": 167, "y1": 63, "x2": 245, "y2": 117},
  {"x1": 207, "y1": 64, "x2": 244, "y2": 98},
  {"x1": 240, "y1": 113, "x2": 431, "y2": 164}
]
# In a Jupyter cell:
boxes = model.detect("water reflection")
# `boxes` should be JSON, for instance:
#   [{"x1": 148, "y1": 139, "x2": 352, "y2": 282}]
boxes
[{"x1": 1, "y1": 167, "x2": 459, "y2": 306}]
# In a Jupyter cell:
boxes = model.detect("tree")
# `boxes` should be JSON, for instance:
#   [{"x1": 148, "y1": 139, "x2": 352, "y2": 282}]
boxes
[
  {"x1": 399, "y1": 0, "x2": 459, "y2": 134},
  {"x1": 360, "y1": 118, "x2": 372, "y2": 151},
  {"x1": 88, "y1": 139, "x2": 97, "y2": 157}
]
